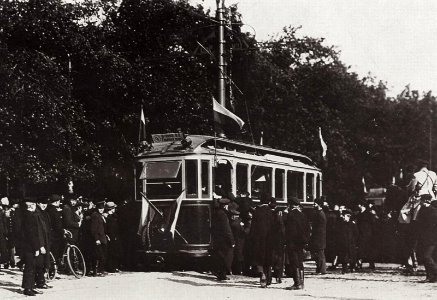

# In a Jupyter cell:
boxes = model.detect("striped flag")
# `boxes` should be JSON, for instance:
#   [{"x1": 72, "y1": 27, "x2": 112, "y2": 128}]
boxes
[
  {"x1": 137, "y1": 195, "x2": 150, "y2": 236},
  {"x1": 213, "y1": 97, "x2": 244, "y2": 135}
]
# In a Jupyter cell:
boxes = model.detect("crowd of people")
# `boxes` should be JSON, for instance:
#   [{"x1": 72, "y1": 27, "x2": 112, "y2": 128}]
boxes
[
  {"x1": 209, "y1": 158, "x2": 437, "y2": 289},
  {"x1": 0, "y1": 194, "x2": 127, "y2": 296}
]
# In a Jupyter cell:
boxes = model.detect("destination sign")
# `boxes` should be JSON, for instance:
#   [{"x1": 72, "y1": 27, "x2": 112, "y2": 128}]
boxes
[{"x1": 152, "y1": 133, "x2": 182, "y2": 143}]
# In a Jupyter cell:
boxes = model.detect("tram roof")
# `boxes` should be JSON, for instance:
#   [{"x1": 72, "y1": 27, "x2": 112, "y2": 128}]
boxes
[{"x1": 137, "y1": 134, "x2": 317, "y2": 167}]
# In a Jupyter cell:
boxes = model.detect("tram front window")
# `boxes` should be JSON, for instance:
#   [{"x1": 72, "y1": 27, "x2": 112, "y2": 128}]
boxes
[{"x1": 142, "y1": 161, "x2": 182, "y2": 199}]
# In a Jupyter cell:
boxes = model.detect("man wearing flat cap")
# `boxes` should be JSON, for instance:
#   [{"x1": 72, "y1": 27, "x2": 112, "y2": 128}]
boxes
[
  {"x1": 285, "y1": 197, "x2": 310, "y2": 290},
  {"x1": 47, "y1": 195, "x2": 64, "y2": 265},
  {"x1": 309, "y1": 197, "x2": 327, "y2": 275},
  {"x1": 211, "y1": 197, "x2": 235, "y2": 281}
]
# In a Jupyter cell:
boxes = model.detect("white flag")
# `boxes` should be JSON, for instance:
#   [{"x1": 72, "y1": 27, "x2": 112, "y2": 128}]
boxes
[
  {"x1": 362, "y1": 176, "x2": 368, "y2": 194},
  {"x1": 319, "y1": 127, "x2": 327, "y2": 158},
  {"x1": 137, "y1": 196, "x2": 149, "y2": 236},
  {"x1": 169, "y1": 192, "x2": 184, "y2": 239}
]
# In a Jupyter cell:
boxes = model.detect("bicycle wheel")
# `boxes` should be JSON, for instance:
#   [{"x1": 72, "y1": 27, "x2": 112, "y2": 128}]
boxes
[
  {"x1": 46, "y1": 252, "x2": 58, "y2": 281},
  {"x1": 66, "y1": 245, "x2": 86, "y2": 278}
]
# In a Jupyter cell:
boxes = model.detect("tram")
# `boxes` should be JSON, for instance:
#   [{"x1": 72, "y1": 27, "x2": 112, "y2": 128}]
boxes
[{"x1": 134, "y1": 133, "x2": 322, "y2": 265}]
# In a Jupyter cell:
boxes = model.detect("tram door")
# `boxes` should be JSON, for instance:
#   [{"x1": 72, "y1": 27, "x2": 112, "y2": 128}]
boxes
[{"x1": 213, "y1": 160, "x2": 232, "y2": 197}]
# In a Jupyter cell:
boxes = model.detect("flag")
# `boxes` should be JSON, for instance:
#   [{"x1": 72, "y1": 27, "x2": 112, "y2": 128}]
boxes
[
  {"x1": 139, "y1": 106, "x2": 146, "y2": 143},
  {"x1": 213, "y1": 97, "x2": 244, "y2": 135},
  {"x1": 169, "y1": 191, "x2": 184, "y2": 239},
  {"x1": 399, "y1": 84, "x2": 410, "y2": 99},
  {"x1": 362, "y1": 176, "x2": 368, "y2": 194},
  {"x1": 137, "y1": 195, "x2": 150, "y2": 236},
  {"x1": 319, "y1": 127, "x2": 327, "y2": 158}
]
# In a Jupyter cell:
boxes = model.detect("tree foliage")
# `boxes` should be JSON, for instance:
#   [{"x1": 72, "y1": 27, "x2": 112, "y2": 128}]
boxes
[{"x1": 0, "y1": 0, "x2": 436, "y2": 204}]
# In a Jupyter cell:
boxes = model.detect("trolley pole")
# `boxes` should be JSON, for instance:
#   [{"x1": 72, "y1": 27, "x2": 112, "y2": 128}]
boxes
[{"x1": 217, "y1": 0, "x2": 226, "y2": 106}]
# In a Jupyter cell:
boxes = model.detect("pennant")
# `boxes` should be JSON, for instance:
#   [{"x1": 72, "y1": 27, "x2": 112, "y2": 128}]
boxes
[
  {"x1": 169, "y1": 191, "x2": 184, "y2": 239},
  {"x1": 137, "y1": 195, "x2": 150, "y2": 236},
  {"x1": 319, "y1": 127, "x2": 327, "y2": 158},
  {"x1": 139, "y1": 106, "x2": 147, "y2": 143},
  {"x1": 213, "y1": 97, "x2": 244, "y2": 135},
  {"x1": 362, "y1": 176, "x2": 368, "y2": 194}
]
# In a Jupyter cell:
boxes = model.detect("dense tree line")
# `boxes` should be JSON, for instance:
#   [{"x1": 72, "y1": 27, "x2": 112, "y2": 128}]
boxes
[{"x1": 0, "y1": 0, "x2": 436, "y2": 204}]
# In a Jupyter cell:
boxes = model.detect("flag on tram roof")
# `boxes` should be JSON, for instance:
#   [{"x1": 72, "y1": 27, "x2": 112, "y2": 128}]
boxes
[
  {"x1": 213, "y1": 97, "x2": 245, "y2": 136},
  {"x1": 399, "y1": 84, "x2": 410, "y2": 99},
  {"x1": 319, "y1": 127, "x2": 327, "y2": 158}
]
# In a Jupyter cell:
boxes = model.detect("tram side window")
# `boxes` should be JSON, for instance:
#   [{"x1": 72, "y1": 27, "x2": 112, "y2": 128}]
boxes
[
  {"x1": 236, "y1": 163, "x2": 248, "y2": 195},
  {"x1": 287, "y1": 171, "x2": 304, "y2": 201},
  {"x1": 144, "y1": 161, "x2": 182, "y2": 199},
  {"x1": 275, "y1": 169, "x2": 285, "y2": 200},
  {"x1": 201, "y1": 160, "x2": 210, "y2": 198},
  {"x1": 306, "y1": 173, "x2": 315, "y2": 202},
  {"x1": 186, "y1": 160, "x2": 198, "y2": 198},
  {"x1": 251, "y1": 166, "x2": 272, "y2": 200}
]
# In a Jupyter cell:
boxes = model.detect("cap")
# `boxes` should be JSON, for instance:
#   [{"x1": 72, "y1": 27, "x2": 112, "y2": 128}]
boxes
[
  {"x1": 37, "y1": 196, "x2": 49, "y2": 204},
  {"x1": 106, "y1": 201, "x2": 117, "y2": 209},
  {"x1": 228, "y1": 202, "x2": 240, "y2": 215},
  {"x1": 288, "y1": 196, "x2": 300, "y2": 206},
  {"x1": 218, "y1": 198, "x2": 231, "y2": 205},
  {"x1": 50, "y1": 194, "x2": 62, "y2": 203}
]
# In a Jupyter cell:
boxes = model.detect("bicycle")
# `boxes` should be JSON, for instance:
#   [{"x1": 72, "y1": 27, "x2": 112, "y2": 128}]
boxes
[{"x1": 46, "y1": 230, "x2": 86, "y2": 279}]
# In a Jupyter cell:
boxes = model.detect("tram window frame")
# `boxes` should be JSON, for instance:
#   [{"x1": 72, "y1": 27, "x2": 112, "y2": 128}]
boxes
[
  {"x1": 316, "y1": 174, "x2": 321, "y2": 199},
  {"x1": 201, "y1": 160, "x2": 210, "y2": 199},
  {"x1": 135, "y1": 162, "x2": 144, "y2": 201},
  {"x1": 144, "y1": 160, "x2": 183, "y2": 199},
  {"x1": 251, "y1": 165, "x2": 272, "y2": 200},
  {"x1": 236, "y1": 163, "x2": 249, "y2": 196},
  {"x1": 306, "y1": 173, "x2": 315, "y2": 202},
  {"x1": 275, "y1": 169, "x2": 285, "y2": 200},
  {"x1": 287, "y1": 170, "x2": 304, "y2": 201},
  {"x1": 185, "y1": 160, "x2": 198, "y2": 199}
]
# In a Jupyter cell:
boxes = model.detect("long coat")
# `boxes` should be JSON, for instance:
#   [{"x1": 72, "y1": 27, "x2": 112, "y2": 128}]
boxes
[
  {"x1": 47, "y1": 205, "x2": 64, "y2": 245},
  {"x1": 211, "y1": 207, "x2": 234, "y2": 271},
  {"x1": 285, "y1": 207, "x2": 310, "y2": 249},
  {"x1": 90, "y1": 212, "x2": 107, "y2": 245},
  {"x1": 249, "y1": 204, "x2": 274, "y2": 266},
  {"x1": 21, "y1": 210, "x2": 41, "y2": 255},
  {"x1": 310, "y1": 208, "x2": 327, "y2": 251},
  {"x1": 0, "y1": 210, "x2": 9, "y2": 263},
  {"x1": 62, "y1": 204, "x2": 81, "y2": 242}
]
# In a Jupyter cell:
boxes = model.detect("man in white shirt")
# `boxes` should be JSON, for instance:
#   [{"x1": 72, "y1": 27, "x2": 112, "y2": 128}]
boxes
[{"x1": 407, "y1": 159, "x2": 437, "y2": 201}]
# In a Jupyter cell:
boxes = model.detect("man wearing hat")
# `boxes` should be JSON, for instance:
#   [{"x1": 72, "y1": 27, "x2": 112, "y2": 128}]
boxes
[
  {"x1": 47, "y1": 195, "x2": 64, "y2": 265},
  {"x1": 21, "y1": 198, "x2": 43, "y2": 296},
  {"x1": 309, "y1": 197, "x2": 327, "y2": 275},
  {"x1": 106, "y1": 202, "x2": 122, "y2": 272},
  {"x1": 249, "y1": 194, "x2": 274, "y2": 288},
  {"x1": 34, "y1": 197, "x2": 52, "y2": 289},
  {"x1": 211, "y1": 197, "x2": 235, "y2": 281},
  {"x1": 285, "y1": 197, "x2": 310, "y2": 290},
  {"x1": 337, "y1": 208, "x2": 358, "y2": 274},
  {"x1": 416, "y1": 195, "x2": 437, "y2": 282},
  {"x1": 62, "y1": 196, "x2": 81, "y2": 245},
  {"x1": 228, "y1": 202, "x2": 245, "y2": 275},
  {"x1": 90, "y1": 201, "x2": 108, "y2": 276}
]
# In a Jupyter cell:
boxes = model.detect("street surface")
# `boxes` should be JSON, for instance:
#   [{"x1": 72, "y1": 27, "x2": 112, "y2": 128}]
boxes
[{"x1": 0, "y1": 263, "x2": 435, "y2": 300}]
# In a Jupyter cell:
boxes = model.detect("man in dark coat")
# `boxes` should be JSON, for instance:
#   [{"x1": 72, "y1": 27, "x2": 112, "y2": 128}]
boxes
[
  {"x1": 337, "y1": 209, "x2": 358, "y2": 274},
  {"x1": 21, "y1": 199, "x2": 43, "y2": 296},
  {"x1": 356, "y1": 201, "x2": 377, "y2": 269},
  {"x1": 310, "y1": 198, "x2": 327, "y2": 275},
  {"x1": 105, "y1": 202, "x2": 122, "y2": 272},
  {"x1": 62, "y1": 196, "x2": 81, "y2": 244},
  {"x1": 46, "y1": 194, "x2": 64, "y2": 264},
  {"x1": 249, "y1": 195, "x2": 274, "y2": 288},
  {"x1": 34, "y1": 197, "x2": 52, "y2": 289},
  {"x1": 211, "y1": 197, "x2": 235, "y2": 281},
  {"x1": 416, "y1": 195, "x2": 437, "y2": 282},
  {"x1": 270, "y1": 199, "x2": 286, "y2": 284},
  {"x1": 285, "y1": 197, "x2": 310, "y2": 290},
  {"x1": 90, "y1": 201, "x2": 108, "y2": 276},
  {"x1": 228, "y1": 202, "x2": 245, "y2": 275}
]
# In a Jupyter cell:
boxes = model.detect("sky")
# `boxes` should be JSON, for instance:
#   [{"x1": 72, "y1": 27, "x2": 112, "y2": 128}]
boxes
[{"x1": 190, "y1": 0, "x2": 437, "y2": 97}]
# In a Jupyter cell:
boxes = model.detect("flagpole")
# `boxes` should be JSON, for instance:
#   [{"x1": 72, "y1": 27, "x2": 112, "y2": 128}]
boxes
[{"x1": 217, "y1": 0, "x2": 226, "y2": 106}]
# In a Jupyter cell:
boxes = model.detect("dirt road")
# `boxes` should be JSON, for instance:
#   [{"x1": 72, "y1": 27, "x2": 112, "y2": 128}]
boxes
[{"x1": 0, "y1": 263, "x2": 435, "y2": 300}]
